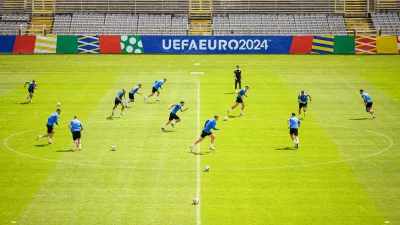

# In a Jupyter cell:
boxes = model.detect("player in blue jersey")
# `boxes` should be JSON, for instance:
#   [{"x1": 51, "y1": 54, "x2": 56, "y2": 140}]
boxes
[
  {"x1": 68, "y1": 116, "x2": 83, "y2": 150},
  {"x1": 287, "y1": 112, "x2": 301, "y2": 149},
  {"x1": 36, "y1": 109, "x2": 61, "y2": 144},
  {"x1": 144, "y1": 78, "x2": 167, "y2": 102},
  {"x1": 190, "y1": 115, "x2": 219, "y2": 151},
  {"x1": 360, "y1": 89, "x2": 376, "y2": 118},
  {"x1": 125, "y1": 84, "x2": 142, "y2": 107},
  {"x1": 298, "y1": 90, "x2": 312, "y2": 117},
  {"x1": 162, "y1": 101, "x2": 188, "y2": 131},
  {"x1": 24, "y1": 80, "x2": 37, "y2": 102},
  {"x1": 112, "y1": 89, "x2": 126, "y2": 116},
  {"x1": 227, "y1": 85, "x2": 249, "y2": 116}
]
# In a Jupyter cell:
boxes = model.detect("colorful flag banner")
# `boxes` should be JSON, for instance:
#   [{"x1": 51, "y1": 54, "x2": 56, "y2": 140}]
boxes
[
  {"x1": 78, "y1": 36, "x2": 100, "y2": 53},
  {"x1": 34, "y1": 36, "x2": 57, "y2": 53},
  {"x1": 311, "y1": 36, "x2": 334, "y2": 54}
]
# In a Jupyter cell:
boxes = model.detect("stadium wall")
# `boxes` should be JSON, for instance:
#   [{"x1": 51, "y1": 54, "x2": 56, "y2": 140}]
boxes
[{"x1": 1, "y1": 35, "x2": 400, "y2": 54}]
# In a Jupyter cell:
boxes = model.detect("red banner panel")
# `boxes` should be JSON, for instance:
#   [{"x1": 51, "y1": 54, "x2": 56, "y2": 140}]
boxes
[
  {"x1": 13, "y1": 36, "x2": 36, "y2": 53},
  {"x1": 289, "y1": 36, "x2": 313, "y2": 54},
  {"x1": 99, "y1": 36, "x2": 122, "y2": 54}
]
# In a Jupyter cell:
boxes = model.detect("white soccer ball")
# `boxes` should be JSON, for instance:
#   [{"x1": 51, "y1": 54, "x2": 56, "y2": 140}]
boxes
[
  {"x1": 204, "y1": 166, "x2": 210, "y2": 171},
  {"x1": 56, "y1": 102, "x2": 61, "y2": 107},
  {"x1": 223, "y1": 116, "x2": 228, "y2": 121},
  {"x1": 193, "y1": 198, "x2": 199, "y2": 205},
  {"x1": 111, "y1": 145, "x2": 116, "y2": 151}
]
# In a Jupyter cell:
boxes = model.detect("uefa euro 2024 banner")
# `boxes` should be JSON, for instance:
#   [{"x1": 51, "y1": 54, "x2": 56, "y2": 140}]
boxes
[{"x1": 141, "y1": 36, "x2": 294, "y2": 54}]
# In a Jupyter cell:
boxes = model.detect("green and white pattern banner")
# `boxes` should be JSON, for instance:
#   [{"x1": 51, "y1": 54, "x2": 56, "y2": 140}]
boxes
[{"x1": 120, "y1": 35, "x2": 144, "y2": 54}]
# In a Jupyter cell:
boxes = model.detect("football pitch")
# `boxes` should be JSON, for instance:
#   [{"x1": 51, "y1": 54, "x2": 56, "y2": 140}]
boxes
[{"x1": 0, "y1": 54, "x2": 399, "y2": 225}]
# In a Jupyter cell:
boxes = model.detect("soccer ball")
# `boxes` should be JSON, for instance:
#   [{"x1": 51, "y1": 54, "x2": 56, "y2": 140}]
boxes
[
  {"x1": 193, "y1": 198, "x2": 199, "y2": 205},
  {"x1": 56, "y1": 102, "x2": 61, "y2": 107},
  {"x1": 111, "y1": 145, "x2": 116, "y2": 151},
  {"x1": 223, "y1": 116, "x2": 228, "y2": 121},
  {"x1": 204, "y1": 166, "x2": 210, "y2": 171}
]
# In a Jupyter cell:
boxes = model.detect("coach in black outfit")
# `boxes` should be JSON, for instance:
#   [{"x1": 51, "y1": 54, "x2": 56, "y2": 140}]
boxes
[{"x1": 234, "y1": 65, "x2": 242, "y2": 93}]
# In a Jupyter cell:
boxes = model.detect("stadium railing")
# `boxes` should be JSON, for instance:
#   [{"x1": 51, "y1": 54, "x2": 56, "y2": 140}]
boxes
[{"x1": 376, "y1": 0, "x2": 400, "y2": 11}]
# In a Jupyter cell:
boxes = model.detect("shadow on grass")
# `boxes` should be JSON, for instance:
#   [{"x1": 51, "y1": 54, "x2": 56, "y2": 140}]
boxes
[
  {"x1": 106, "y1": 116, "x2": 113, "y2": 120},
  {"x1": 162, "y1": 130, "x2": 176, "y2": 133},
  {"x1": 228, "y1": 115, "x2": 238, "y2": 118},
  {"x1": 56, "y1": 149, "x2": 74, "y2": 152},
  {"x1": 190, "y1": 151, "x2": 210, "y2": 156},
  {"x1": 224, "y1": 92, "x2": 237, "y2": 95},
  {"x1": 17, "y1": 102, "x2": 30, "y2": 105},
  {"x1": 145, "y1": 102, "x2": 157, "y2": 104},
  {"x1": 275, "y1": 147, "x2": 295, "y2": 151},
  {"x1": 349, "y1": 118, "x2": 370, "y2": 120},
  {"x1": 34, "y1": 144, "x2": 48, "y2": 147},
  {"x1": 299, "y1": 118, "x2": 304, "y2": 120}
]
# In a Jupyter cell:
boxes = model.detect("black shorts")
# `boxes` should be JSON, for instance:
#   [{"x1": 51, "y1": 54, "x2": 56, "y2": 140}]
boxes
[
  {"x1": 72, "y1": 131, "x2": 81, "y2": 140},
  {"x1": 152, "y1": 87, "x2": 158, "y2": 93},
  {"x1": 201, "y1": 130, "x2": 212, "y2": 138},
  {"x1": 169, "y1": 112, "x2": 180, "y2": 121},
  {"x1": 115, "y1": 99, "x2": 121, "y2": 105},
  {"x1": 366, "y1": 102, "x2": 373, "y2": 109},
  {"x1": 129, "y1": 93, "x2": 135, "y2": 100},
  {"x1": 28, "y1": 89, "x2": 34, "y2": 94},
  {"x1": 236, "y1": 98, "x2": 243, "y2": 103},
  {"x1": 290, "y1": 128, "x2": 299, "y2": 136},
  {"x1": 46, "y1": 124, "x2": 54, "y2": 133},
  {"x1": 299, "y1": 103, "x2": 308, "y2": 109}
]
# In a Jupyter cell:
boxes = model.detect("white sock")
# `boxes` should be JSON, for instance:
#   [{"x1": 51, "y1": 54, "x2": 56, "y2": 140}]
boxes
[
  {"x1": 304, "y1": 112, "x2": 306, "y2": 116},
  {"x1": 162, "y1": 124, "x2": 166, "y2": 128},
  {"x1": 240, "y1": 110, "x2": 243, "y2": 113},
  {"x1": 156, "y1": 96, "x2": 159, "y2": 100},
  {"x1": 38, "y1": 135, "x2": 43, "y2": 138},
  {"x1": 144, "y1": 96, "x2": 148, "y2": 99},
  {"x1": 172, "y1": 122, "x2": 175, "y2": 125},
  {"x1": 228, "y1": 108, "x2": 231, "y2": 112},
  {"x1": 210, "y1": 144, "x2": 213, "y2": 148},
  {"x1": 49, "y1": 138, "x2": 52, "y2": 141}
]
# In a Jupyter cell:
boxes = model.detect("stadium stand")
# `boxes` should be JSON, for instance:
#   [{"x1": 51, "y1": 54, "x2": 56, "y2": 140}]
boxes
[
  {"x1": 0, "y1": 13, "x2": 29, "y2": 35},
  {"x1": 212, "y1": 14, "x2": 347, "y2": 36},
  {"x1": 54, "y1": 13, "x2": 189, "y2": 35},
  {"x1": 371, "y1": 12, "x2": 400, "y2": 35},
  {"x1": 52, "y1": 14, "x2": 71, "y2": 35}
]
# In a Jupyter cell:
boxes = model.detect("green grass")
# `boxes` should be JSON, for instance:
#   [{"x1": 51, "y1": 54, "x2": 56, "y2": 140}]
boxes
[{"x1": 0, "y1": 55, "x2": 399, "y2": 225}]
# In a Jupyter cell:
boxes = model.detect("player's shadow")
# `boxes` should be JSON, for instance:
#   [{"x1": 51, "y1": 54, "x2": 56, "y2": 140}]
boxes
[
  {"x1": 106, "y1": 116, "x2": 113, "y2": 120},
  {"x1": 224, "y1": 92, "x2": 237, "y2": 95},
  {"x1": 275, "y1": 147, "x2": 295, "y2": 151},
  {"x1": 56, "y1": 149, "x2": 74, "y2": 152},
  {"x1": 34, "y1": 144, "x2": 48, "y2": 147},
  {"x1": 190, "y1": 152, "x2": 210, "y2": 156},
  {"x1": 228, "y1": 115, "x2": 238, "y2": 118},
  {"x1": 349, "y1": 118, "x2": 370, "y2": 120},
  {"x1": 17, "y1": 102, "x2": 30, "y2": 105},
  {"x1": 162, "y1": 130, "x2": 176, "y2": 132},
  {"x1": 145, "y1": 102, "x2": 157, "y2": 104}
]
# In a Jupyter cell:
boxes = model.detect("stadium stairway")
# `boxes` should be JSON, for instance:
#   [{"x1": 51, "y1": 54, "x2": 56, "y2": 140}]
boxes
[
  {"x1": 344, "y1": 0, "x2": 370, "y2": 17},
  {"x1": 28, "y1": 0, "x2": 55, "y2": 34},
  {"x1": 189, "y1": 0, "x2": 212, "y2": 35},
  {"x1": 345, "y1": 18, "x2": 375, "y2": 35}
]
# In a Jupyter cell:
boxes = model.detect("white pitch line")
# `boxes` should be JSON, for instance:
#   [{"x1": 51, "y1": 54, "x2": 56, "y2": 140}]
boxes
[{"x1": 196, "y1": 81, "x2": 201, "y2": 225}]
